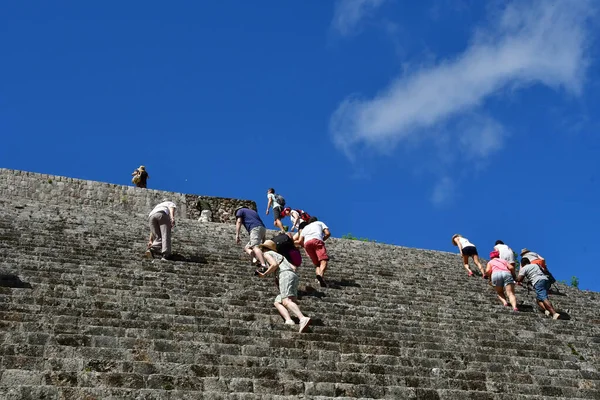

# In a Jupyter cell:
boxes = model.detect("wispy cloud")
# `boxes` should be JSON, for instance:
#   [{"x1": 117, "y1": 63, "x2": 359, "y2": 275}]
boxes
[
  {"x1": 330, "y1": 0, "x2": 595, "y2": 162},
  {"x1": 332, "y1": 0, "x2": 387, "y2": 36},
  {"x1": 431, "y1": 177, "x2": 456, "y2": 206}
]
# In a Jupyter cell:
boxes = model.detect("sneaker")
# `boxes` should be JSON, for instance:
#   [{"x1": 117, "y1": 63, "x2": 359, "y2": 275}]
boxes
[
  {"x1": 144, "y1": 250, "x2": 154, "y2": 259},
  {"x1": 545, "y1": 310, "x2": 551, "y2": 317},
  {"x1": 552, "y1": 313, "x2": 560, "y2": 320},
  {"x1": 285, "y1": 319, "x2": 295, "y2": 325},
  {"x1": 299, "y1": 317, "x2": 311, "y2": 333},
  {"x1": 316, "y1": 275, "x2": 328, "y2": 288}
]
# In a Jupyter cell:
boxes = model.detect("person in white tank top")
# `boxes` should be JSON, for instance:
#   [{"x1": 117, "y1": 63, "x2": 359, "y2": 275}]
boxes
[{"x1": 451, "y1": 234, "x2": 485, "y2": 277}]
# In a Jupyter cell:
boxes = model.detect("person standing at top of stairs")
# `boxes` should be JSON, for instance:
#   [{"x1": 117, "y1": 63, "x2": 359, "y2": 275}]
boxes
[
  {"x1": 257, "y1": 240, "x2": 311, "y2": 333},
  {"x1": 266, "y1": 188, "x2": 286, "y2": 232},
  {"x1": 452, "y1": 234, "x2": 485, "y2": 277},
  {"x1": 131, "y1": 165, "x2": 149, "y2": 188},
  {"x1": 146, "y1": 200, "x2": 176, "y2": 260}
]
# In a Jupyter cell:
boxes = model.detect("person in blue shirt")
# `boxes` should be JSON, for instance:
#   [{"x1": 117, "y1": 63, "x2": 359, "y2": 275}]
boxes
[{"x1": 235, "y1": 207, "x2": 267, "y2": 269}]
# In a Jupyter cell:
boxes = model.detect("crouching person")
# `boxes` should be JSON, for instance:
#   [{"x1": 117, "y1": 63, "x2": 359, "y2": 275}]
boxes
[
  {"x1": 146, "y1": 200, "x2": 176, "y2": 260},
  {"x1": 257, "y1": 240, "x2": 311, "y2": 333},
  {"x1": 517, "y1": 258, "x2": 560, "y2": 320}
]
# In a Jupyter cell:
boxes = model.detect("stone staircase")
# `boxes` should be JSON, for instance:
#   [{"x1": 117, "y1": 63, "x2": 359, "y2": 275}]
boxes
[{"x1": 0, "y1": 183, "x2": 599, "y2": 399}]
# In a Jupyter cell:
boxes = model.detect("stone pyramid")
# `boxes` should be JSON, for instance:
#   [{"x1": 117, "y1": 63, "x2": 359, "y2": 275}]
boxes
[{"x1": 0, "y1": 168, "x2": 598, "y2": 399}]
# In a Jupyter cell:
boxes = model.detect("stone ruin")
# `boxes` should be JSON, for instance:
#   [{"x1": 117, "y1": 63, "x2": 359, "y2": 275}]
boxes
[{"x1": 0, "y1": 168, "x2": 598, "y2": 399}]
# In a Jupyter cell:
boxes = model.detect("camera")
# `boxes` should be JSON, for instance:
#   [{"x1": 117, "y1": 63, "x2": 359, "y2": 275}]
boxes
[{"x1": 254, "y1": 266, "x2": 268, "y2": 276}]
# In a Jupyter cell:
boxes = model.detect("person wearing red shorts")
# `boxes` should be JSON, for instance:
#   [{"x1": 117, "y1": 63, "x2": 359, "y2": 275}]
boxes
[{"x1": 295, "y1": 217, "x2": 330, "y2": 287}]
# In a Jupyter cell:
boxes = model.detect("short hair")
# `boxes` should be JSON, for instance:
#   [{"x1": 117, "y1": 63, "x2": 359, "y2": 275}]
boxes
[
  {"x1": 267, "y1": 188, "x2": 275, "y2": 193},
  {"x1": 495, "y1": 240, "x2": 504, "y2": 245},
  {"x1": 234, "y1": 206, "x2": 247, "y2": 216},
  {"x1": 298, "y1": 221, "x2": 308, "y2": 231},
  {"x1": 521, "y1": 258, "x2": 530, "y2": 266},
  {"x1": 307, "y1": 216, "x2": 318, "y2": 224}
]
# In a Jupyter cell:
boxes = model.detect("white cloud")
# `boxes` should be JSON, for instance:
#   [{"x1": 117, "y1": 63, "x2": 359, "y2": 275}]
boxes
[
  {"x1": 330, "y1": 0, "x2": 595, "y2": 160},
  {"x1": 431, "y1": 177, "x2": 456, "y2": 206},
  {"x1": 332, "y1": 0, "x2": 387, "y2": 36}
]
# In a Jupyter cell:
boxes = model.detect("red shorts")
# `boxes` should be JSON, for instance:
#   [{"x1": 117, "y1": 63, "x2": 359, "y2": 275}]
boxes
[{"x1": 304, "y1": 239, "x2": 329, "y2": 266}]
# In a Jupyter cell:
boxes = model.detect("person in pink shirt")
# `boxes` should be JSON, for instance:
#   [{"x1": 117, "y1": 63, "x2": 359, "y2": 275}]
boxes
[{"x1": 485, "y1": 250, "x2": 518, "y2": 311}]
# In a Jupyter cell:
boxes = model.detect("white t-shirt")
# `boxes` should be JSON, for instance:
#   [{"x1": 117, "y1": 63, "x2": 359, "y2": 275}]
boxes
[
  {"x1": 494, "y1": 244, "x2": 515, "y2": 264},
  {"x1": 301, "y1": 221, "x2": 329, "y2": 243},
  {"x1": 457, "y1": 237, "x2": 475, "y2": 248},
  {"x1": 267, "y1": 193, "x2": 281, "y2": 209},
  {"x1": 149, "y1": 201, "x2": 176, "y2": 219}
]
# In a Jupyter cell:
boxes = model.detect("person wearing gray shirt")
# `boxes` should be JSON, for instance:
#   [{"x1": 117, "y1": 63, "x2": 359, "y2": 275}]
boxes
[{"x1": 517, "y1": 259, "x2": 560, "y2": 320}]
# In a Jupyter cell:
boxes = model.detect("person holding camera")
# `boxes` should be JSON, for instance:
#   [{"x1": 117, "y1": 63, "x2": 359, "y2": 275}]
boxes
[{"x1": 256, "y1": 240, "x2": 311, "y2": 333}]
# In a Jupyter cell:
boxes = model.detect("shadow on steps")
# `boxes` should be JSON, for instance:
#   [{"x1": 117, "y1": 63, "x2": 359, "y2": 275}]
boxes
[{"x1": 0, "y1": 273, "x2": 32, "y2": 288}]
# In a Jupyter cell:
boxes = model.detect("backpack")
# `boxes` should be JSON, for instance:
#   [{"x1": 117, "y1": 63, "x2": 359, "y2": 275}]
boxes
[
  {"x1": 272, "y1": 233, "x2": 302, "y2": 267},
  {"x1": 274, "y1": 194, "x2": 286, "y2": 207},
  {"x1": 297, "y1": 210, "x2": 311, "y2": 222},
  {"x1": 531, "y1": 259, "x2": 556, "y2": 285}
]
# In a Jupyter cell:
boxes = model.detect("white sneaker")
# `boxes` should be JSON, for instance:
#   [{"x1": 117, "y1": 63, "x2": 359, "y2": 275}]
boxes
[
  {"x1": 299, "y1": 317, "x2": 311, "y2": 333},
  {"x1": 545, "y1": 310, "x2": 551, "y2": 316},
  {"x1": 284, "y1": 319, "x2": 295, "y2": 325},
  {"x1": 552, "y1": 313, "x2": 560, "y2": 320}
]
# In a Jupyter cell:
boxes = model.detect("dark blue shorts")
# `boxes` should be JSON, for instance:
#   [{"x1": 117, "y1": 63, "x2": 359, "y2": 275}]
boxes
[{"x1": 534, "y1": 279, "x2": 550, "y2": 301}]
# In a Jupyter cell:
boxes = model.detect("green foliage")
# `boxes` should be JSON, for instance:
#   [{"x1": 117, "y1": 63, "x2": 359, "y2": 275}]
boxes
[
  {"x1": 341, "y1": 233, "x2": 377, "y2": 243},
  {"x1": 570, "y1": 276, "x2": 579, "y2": 288},
  {"x1": 47, "y1": 179, "x2": 53, "y2": 184}
]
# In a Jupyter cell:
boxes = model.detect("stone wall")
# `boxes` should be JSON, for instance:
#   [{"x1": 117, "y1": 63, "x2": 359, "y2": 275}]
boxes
[{"x1": 0, "y1": 168, "x2": 256, "y2": 223}]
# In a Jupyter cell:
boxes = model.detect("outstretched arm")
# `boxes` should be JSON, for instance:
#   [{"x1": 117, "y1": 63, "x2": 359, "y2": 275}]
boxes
[
  {"x1": 235, "y1": 218, "x2": 242, "y2": 244},
  {"x1": 266, "y1": 196, "x2": 272, "y2": 215},
  {"x1": 259, "y1": 253, "x2": 280, "y2": 277},
  {"x1": 169, "y1": 207, "x2": 176, "y2": 227}
]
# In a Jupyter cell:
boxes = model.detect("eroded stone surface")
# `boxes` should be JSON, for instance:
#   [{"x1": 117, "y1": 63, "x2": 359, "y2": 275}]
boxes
[{"x1": 0, "y1": 168, "x2": 599, "y2": 399}]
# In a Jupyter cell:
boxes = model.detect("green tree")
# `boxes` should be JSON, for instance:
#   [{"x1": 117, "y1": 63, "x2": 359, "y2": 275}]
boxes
[{"x1": 570, "y1": 276, "x2": 579, "y2": 288}]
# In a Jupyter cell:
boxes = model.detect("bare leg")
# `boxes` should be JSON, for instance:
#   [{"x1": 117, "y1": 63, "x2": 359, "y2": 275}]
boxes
[
  {"x1": 317, "y1": 260, "x2": 328, "y2": 277},
  {"x1": 274, "y1": 302, "x2": 292, "y2": 321},
  {"x1": 282, "y1": 297, "x2": 305, "y2": 320},
  {"x1": 462, "y1": 255, "x2": 472, "y2": 274},
  {"x1": 252, "y1": 246, "x2": 266, "y2": 266},
  {"x1": 536, "y1": 300, "x2": 547, "y2": 313},
  {"x1": 505, "y1": 284, "x2": 518, "y2": 310},
  {"x1": 542, "y1": 299, "x2": 558, "y2": 316},
  {"x1": 472, "y1": 255, "x2": 485, "y2": 275},
  {"x1": 274, "y1": 218, "x2": 285, "y2": 232},
  {"x1": 494, "y1": 286, "x2": 508, "y2": 306}
]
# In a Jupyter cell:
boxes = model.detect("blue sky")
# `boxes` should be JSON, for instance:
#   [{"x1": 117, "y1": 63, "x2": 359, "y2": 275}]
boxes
[{"x1": 2, "y1": 1, "x2": 599, "y2": 291}]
